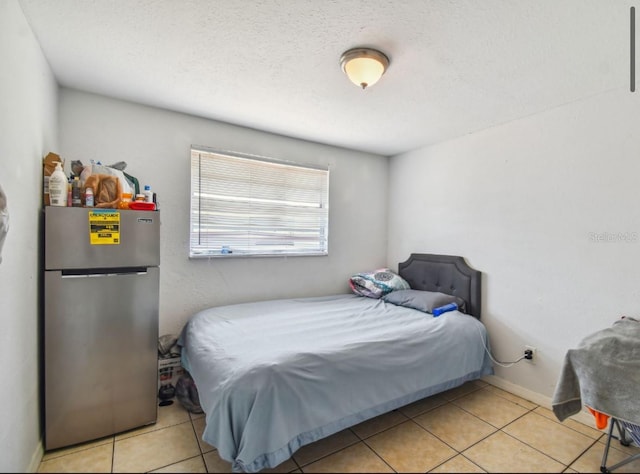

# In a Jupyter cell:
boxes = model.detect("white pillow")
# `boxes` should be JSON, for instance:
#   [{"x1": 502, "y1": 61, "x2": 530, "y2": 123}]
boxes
[{"x1": 383, "y1": 289, "x2": 466, "y2": 314}]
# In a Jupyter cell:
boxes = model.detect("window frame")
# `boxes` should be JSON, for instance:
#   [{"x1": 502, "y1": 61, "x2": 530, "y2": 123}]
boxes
[{"x1": 189, "y1": 146, "x2": 330, "y2": 259}]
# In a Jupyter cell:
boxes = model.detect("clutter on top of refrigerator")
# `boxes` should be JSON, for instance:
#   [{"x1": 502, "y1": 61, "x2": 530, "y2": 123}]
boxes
[{"x1": 42, "y1": 153, "x2": 157, "y2": 210}]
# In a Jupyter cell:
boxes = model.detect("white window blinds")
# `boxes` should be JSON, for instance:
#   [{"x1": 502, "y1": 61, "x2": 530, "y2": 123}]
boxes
[{"x1": 190, "y1": 148, "x2": 329, "y2": 257}]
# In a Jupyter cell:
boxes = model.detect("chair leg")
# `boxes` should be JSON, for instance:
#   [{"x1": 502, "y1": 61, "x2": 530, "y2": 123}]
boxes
[
  {"x1": 600, "y1": 418, "x2": 617, "y2": 473},
  {"x1": 619, "y1": 423, "x2": 631, "y2": 447},
  {"x1": 600, "y1": 418, "x2": 640, "y2": 473}
]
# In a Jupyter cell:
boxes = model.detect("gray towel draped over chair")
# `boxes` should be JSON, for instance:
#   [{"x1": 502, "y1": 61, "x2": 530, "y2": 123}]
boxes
[{"x1": 552, "y1": 317, "x2": 640, "y2": 473}]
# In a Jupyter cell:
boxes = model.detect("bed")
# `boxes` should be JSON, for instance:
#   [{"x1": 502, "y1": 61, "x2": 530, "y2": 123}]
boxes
[{"x1": 179, "y1": 253, "x2": 494, "y2": 472}]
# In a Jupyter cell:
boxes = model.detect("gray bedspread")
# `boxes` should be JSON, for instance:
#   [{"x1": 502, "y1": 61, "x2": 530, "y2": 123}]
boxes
[
  {"x1": 552, "y1": 317, "x2": 640, "y2": 425},
  {"x1": 179, "y1": 294, "x2": 493, "y2": 472}
]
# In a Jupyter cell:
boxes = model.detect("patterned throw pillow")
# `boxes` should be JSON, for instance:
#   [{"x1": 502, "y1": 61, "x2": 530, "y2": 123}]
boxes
[{"x1": 349, "y1": 268, "x2": 410, "y2": 299}]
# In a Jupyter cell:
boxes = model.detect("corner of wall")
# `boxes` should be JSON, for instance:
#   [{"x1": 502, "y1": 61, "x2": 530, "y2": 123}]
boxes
[{"x1": 27, "y1": 441, "x2": 43, "y2": 473}]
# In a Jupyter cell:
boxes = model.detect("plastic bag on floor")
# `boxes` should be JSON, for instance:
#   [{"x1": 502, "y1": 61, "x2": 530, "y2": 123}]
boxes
[{"x1": 175, "y1": 372, "x2": 204, "y2": 414}]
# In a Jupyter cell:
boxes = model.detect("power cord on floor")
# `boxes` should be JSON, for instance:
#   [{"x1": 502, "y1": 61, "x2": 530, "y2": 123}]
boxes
[
  {"x1": 486, "y1": 352, "x2": 527, "y2": 368},
  {"x1": 476, "y1": 323, "x2": 528, "y2": 368}
]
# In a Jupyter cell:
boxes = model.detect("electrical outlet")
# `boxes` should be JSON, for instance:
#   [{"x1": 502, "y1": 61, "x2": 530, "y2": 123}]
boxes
[{"x1": 524, "y1": 345, "x2": 536, "y2": 362}]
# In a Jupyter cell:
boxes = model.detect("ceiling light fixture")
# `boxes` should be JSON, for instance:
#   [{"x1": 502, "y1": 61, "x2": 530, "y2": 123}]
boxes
[{"x1": 340, "y1": 47, "x2": 390, "y2": 90}]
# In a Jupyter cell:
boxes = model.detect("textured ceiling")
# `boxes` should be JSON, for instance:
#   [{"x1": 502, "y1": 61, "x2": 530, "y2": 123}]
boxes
[{"x1": 18, "y1": 0, "x2": 635, "y2": 156}]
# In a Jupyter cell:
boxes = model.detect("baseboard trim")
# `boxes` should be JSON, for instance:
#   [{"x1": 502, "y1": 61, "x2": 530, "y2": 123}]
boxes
[
  {"x1": 27, "y1": 440, "x2": 43, "y2": 473},
  {"x1": 481, "y1": 375, "x2": 597, "y2": 428}
]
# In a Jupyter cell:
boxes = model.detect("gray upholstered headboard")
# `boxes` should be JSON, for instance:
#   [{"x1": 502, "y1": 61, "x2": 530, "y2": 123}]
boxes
[{"x1": 398, "y1": 254, "x2": 482, "y2": 319}]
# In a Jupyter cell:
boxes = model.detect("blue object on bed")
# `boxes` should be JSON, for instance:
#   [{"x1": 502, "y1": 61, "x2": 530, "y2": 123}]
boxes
[
  {"x1": 179, "y1": 293, "x2": 493, "y2": 472},
  {"x1": 432, "y1": 302, "x2": 459, "y2": 317}
]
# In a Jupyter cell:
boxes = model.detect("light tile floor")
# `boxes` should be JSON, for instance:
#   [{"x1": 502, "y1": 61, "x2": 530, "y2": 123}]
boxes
[{"x1": 37, "y1": 380, "x2": 640, "y2": 473}]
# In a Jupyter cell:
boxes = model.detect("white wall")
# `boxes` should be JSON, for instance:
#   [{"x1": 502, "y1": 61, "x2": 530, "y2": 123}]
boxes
[
  {"x1": 388, "y1": 87, "x2": 640, "y2": 400},
  {"x1": 59, "y1": 89, "x2": 389, "y2": 336},
  {"x1": 0, "y1": 0, "x2": 59, "y2": 471}
]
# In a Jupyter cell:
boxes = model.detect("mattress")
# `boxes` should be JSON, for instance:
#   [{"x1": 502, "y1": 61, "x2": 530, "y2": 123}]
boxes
[{"x1": 179, "y1": 293, "x2": 494, "y2": 472}]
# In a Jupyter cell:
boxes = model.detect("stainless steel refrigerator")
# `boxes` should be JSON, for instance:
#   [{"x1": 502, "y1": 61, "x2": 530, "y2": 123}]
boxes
[{"x1": 43, "y1": 206, "x2": 160, "y2": 450}]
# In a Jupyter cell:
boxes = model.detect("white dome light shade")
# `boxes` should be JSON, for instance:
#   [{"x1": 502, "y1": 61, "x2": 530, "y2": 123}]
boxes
[{"x1": 340, "y1": 48, "x2": 390, "y2": 90}]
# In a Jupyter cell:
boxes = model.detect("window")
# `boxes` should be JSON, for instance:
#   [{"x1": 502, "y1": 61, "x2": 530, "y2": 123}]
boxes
[{"x1": 190, "y1": 147, "x2": 329, "y2": 258}]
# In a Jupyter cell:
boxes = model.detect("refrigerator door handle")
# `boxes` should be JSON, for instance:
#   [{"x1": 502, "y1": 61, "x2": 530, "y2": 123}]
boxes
[{"x1": 60, "y1": 269, "x2": 149, "y2": 278}]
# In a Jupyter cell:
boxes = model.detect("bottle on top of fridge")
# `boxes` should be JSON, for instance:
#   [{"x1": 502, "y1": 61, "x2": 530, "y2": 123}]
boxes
[
  {"x1": 143, "y1": 185, "x2": 153, "y2": 203},
  {"x1": 118, "y1": 193, "x2": 132, "y2": 210},
  {"x1": 71, "y1": 177, "x2": 82, "y2": 207},
  {"x1": 49, "y1": 162, "x2": 68, "y2": 207},
  {"x1": 85, "y1": 187, "x2": 94, "y2": 207}
]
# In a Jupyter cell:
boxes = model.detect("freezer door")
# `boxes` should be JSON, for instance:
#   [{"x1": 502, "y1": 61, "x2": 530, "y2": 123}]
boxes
[
  {"x1": 44, "y1": 267, "x2": 159, "y2": 450},
  {"x1": 45, "y1": 207, "x2": 160, "y2": 270}
]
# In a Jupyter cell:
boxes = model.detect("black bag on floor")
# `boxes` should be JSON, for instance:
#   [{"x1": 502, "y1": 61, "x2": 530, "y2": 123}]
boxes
[{"x1": 175, "y1": 371, "x2": 204, "y2": 414}]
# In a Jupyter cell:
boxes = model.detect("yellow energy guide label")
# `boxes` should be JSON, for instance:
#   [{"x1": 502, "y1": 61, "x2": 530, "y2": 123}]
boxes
[{"x1": 89, "y1": 210, "x2": 121, "y2": 245}]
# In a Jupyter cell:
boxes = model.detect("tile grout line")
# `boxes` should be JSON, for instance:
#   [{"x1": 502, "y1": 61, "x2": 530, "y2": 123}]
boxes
[
  {"x1": 111, "y1": 436, "x2": 115, "y2": 473},
  {"x1": 441, "y1": 401, "x2": 547, "y2": 471},
  {"x1": 313, "y1": 388, "x2": 539, "y2": 472},
  {"x1": 289, "y1": 451, "x2": 303, "y2": 472},
  {"x1": 293, "y1": 431, "x2": 361, "y2": 471},
  {"x1": 449, "y1": 392, "x2": 537, "y2": 431},
  {"x1": 532, "y1": 407, "x2": 607, "y2": 441},
  {"x1": 565, "y1": 437, "x2": 603, "y2": 472},
  {"x1": 188, "y1": 414, "x2": 209, "y2": 471},
  {"x1": 498, "y1": 429, "x2": 569, "y2": 470},
  {"x1": 117, "y1": 410, "x2": 208, "y2": 473},
  {"x1": 407, "y1": 406, "x2": 498, "y2": 471},
  {"x1": 459, "y1": 452, "x2": 489, "y2": 473},
  {"x1": 41, "y1": 436, "x2": 115, "y2": 464},
  {"x1": 40, "y1": 382, "x2": 612, "y2": 473},
  {"x1": 499, "y1": 407, "x2": 607, "y2": 469},
  {"x1": 451, "y1": 402, "x2": 611, "y2": 472},
  {"x1": 357, "y1": 435, "x2": 399, "y2": 473},
  {"x1": 350, "y1": 411, "x2": 461, "y2": 472}
]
